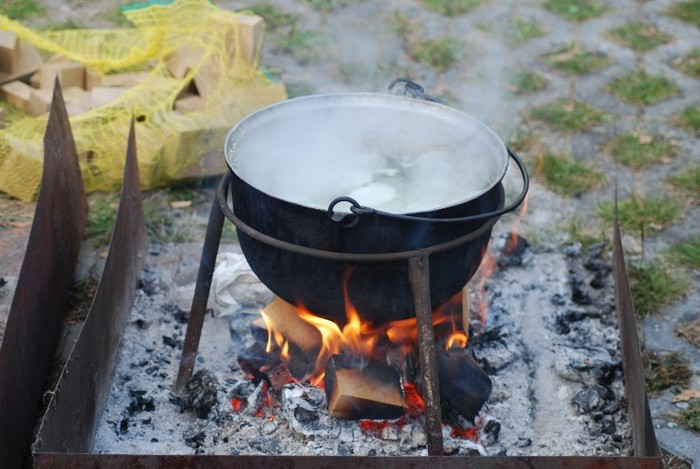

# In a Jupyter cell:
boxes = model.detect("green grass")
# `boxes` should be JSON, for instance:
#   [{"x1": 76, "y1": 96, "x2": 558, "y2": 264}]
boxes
[
  {"x1": 672, "y1": 48, "x2": 700, "y2": 79},
  {"x1": 669, "y1": 0, "x2": 700, "y2": 27},
  {"x1": 421, "y1": 0, "x2": 483, "y2": 17},
  {"x1": 142, "y1": 188, "x2": 197, "y2": 244},
  {"x1": 668, "y1": 164, "x2": 700, "y2": 195},
  {"x1": 542, "y1": 0, "x2": 608, "y2": 22},
  {"x1": 409, "y1": 37, "x2": 465, "y2": 72},
  {"x1": 505, "y1": 18, "x2": 545, "y2": 45},
  {"x1": 565, "y1": 217, "x2": 605, "y2": 247},
  {"x1": 531, "y1": 99, "x2": 612, "y2": 132},
  {"x1": 673, "y1": 105, "x2": 700, "y2": 137},
  {"x1": 103, "y1": 2, "x2": 133, "y2": 27},
  {"x1": 545, "y1": 44, "x2": 611, "y2": 75},
  {"x1": 666, "y1": 239, "x2": 700, "y2": 269},
  {"x1": 0, "y1": 0, "x2": 42, "y2": 20},
  {"x1": 247, "y1": 3, "x2": 296, "y2": 31},
  {"x1": 272, "y1": 25, "x2": 322, "y2": 64},
  {"x1": 630, "y1": 263, "x2": 690, "y2": 318},
  {"x1": 391, "y1": 10, "x2": 418, "y2": 42},
  {"x1": 85, "y1": 193, "x2": 119, "y2": 246},
  {"x1": 597, "y1": 194, "x2": 681, "y2": 233},
  {"x1": 509, "y1": 70, "x2": 548, "y2": 95},
  {"x1": 603, "y1": 133, "x2": 676, "y2": 170},
  {"x1": 538, "y1": 153, "x2": 607, "y2": 196},
  {"x1": 681, "y1": 401, "x2": 700, "y2": 433},
  {"x1": 0, "y1": 195, "x2": 33, "y2": 229},
  {"x1": 608, "y1": 22, "x2": 672, "y2": 52},
  {"x1": 303, "y1": 0, "x2": 360, "y2": 13},
  {"x1": 608, "y1": 71, "x2": 679, "y2": 106},
  {"x1": 644, "y1": 351, "x2": 693, "y2": 391}
]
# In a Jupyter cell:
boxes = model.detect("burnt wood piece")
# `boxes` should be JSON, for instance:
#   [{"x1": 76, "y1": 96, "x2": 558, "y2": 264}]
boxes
[
  {"x1": 437, "y1": 347, "x2": 492, "y2": 423},
  {"x1": 33, "y1": 117, "x2": 146, "y2": 454},
  {"x1": 325, "y1": 355, "x2": 407, "y2": 420},
  {"x1": 260, "y1": 298, "x2": 323, "y2": 380},
  {"x1": 0, "y1": 80, "x2": 87, "y2": 469}
]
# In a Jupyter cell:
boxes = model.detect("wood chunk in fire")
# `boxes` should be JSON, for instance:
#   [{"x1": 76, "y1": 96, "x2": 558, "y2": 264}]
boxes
[
  {"x1": 261, "y1": 298, "x2": 323, "y2": 380},
  {"x1": 325, "y1": 355, "x2": 408, "y2": 420},
  {"x1": 437, "y1": 347, "x2": 492, "y2": 423}
]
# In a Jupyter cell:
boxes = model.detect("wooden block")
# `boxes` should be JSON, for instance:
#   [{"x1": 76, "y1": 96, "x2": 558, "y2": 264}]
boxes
[
  {"x1": 101, "y1": 71, "x2": 148, "y2": 88},
  {"x1": 27, "y1": 88, "x2": 52, "y2": 116},
  {"x1": 192, "y1": 60, "x2": 220, "y2": 98},
  {"x1": 39, "y1": 61, "x2": 85, "y2": 90},
  {"x1": 85, "y1": 67, "x2": 103, "y2": 90},
  {"x1": 29, "y1": 71, "x2": 41, "y2": 88},
  {"x1": 63, "y1": 86, "x2": 91, "y2": 115},
  {"x1": 261, "y1": 298, "x2": 323, "y2": 380},
  {"x1": 174, "y1": 93, "x2": 205, "y2": 113},
  {"x1": 165, "y1": 45, "x2": 204, "y2": 80},
  {"x1": 437, "y1": 347, "x2": 491, "y2": 423},
  {"x1": 236, "y1": 14, "x2": 263, "y2": 66},
  {"x1": 0, "y1": 31, "x2": 18, "y2": 74},
  {"x1": 0, "y1": 81, "x2": 32, "y2": 112},
  {"x1": 0, "y1": 107, "x2": 5, "y2": 126},
  {"x1": 325, "y1": 355, "x2": 407, "y2": 420},
  {"x1": 90, "y1": 86, "x2": 127, "y2": 108}
]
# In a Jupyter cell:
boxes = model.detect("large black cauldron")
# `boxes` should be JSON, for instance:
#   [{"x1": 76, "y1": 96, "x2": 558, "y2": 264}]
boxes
[{"x1": 225, "y1": 92, "x2": 528, "y2": 323}]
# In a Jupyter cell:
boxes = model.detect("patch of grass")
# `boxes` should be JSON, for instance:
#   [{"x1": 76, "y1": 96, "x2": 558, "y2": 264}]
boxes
[
  {"x1": 545, "y1": 43, "x2": 611, "y2": 75},
  {"x1": 507, "y1": 128, "x2": 539, "y2": 153},
  {"x1": 247, "y1": 3, "x2": 296, "y2": 31},
  {"x1": 391, "y1": 10, "x2": 419, "y2": 42},
  {"x1": 103, "y1": 3, "x2": 132, "y2": 27},
  {"x1": 40, "y1": 19, "x2": 85, "y2": 31},
  {"x1": 681, "y1": 401, "x2": 700, "y2": 433},
  {"x1": 421, "y1": 0, "x2": 482, "y2": 17},
  {"x1": 672, "y1": 48, "x2": 700, "y2": 79},
  {"x1": 629, "y1": 263, "x2": 690, "y2": 317},
  {"x1": 0, "y1": 195, "x2": 33, "y2": 229},
  {"x1": 542, "y1": 0, "x2": 608, "y2": 22},
  {"x1": 603, "y1": 133, "x2": 676, "y2": 170},
  {"x1": 608, "y1": 22, "x2": 672, "y2": 52},
  {"x1": 669, "y1": 0, "x2": 700, "y2": 27},
  {"x1": 668, "y1": 164, "x2": 700, "y2": 196},
  {"x1": 608, "y1": 70, "x2": 679, "y2": 106},
  {"x1": 272, "y1": 25, "x2": 322, "y2": 64},
  {"x1": 303, "y1": 0, "x2": 360, "y2": 13},
  {"x1": 537, "y1": 153, "x2": 607, "y2": 196},
  {"x1": 409, "y1": 37, "x2": 465, "y2": 72},
  {"x1": 673, "y1": 105, "x2": 700, "y2": 137},
  {"x1": 530, "y1": 99, "x2": 613, "y2": 132},
  {"x1": 509, "y1": 70, "x2": 548, "y2": 95},
  {"x1": 597, "y1": 194, "x2": 681, "y2": 233},
  {"x1": 566, "y1": 217, "x2": 604, "y2": 247},
  {"x1": 505, "y1": 18, "x2": 545, "y2": 45},
  {"x1": 142, "y1": 189, "x2": 196, "y2": 244},
  {"x1": 666, "y1": 238, "x2": 700, "y2": 269},
  {"x1": 644, "y1": 351, "x2": 693, "y2": 391},
  {"x1": 85, "y1": 193, "x2": 119, "y2": 246},
  {"x1": 0, "y1": 0, "x2": 42, "y2": 20}
]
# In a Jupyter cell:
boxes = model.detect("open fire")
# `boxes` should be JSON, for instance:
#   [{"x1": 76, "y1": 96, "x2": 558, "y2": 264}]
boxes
[{"x1": 237, "y1": 263, "x2": 494, "y2": 436}]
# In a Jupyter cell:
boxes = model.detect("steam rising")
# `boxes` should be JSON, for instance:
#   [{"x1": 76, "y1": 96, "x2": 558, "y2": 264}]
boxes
[{"x1": 227, "y1": 95, "x2": 507, "y2": 214}]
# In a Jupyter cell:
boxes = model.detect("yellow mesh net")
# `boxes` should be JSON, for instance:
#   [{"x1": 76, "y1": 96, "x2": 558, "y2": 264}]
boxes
[{"x1": 0, "y1": 0, "x2": 286, "y2": 200}]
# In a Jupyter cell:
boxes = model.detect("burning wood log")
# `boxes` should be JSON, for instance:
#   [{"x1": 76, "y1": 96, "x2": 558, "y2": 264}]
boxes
[
  {"x1": 325, "y1": 355, "x2": 407, "y2": 420},
  {"x1": 260, "y1": 298, "x2": 323, "y2": 380},
  {"x1": 437, "y1": 346, "x2": 492, "y2": 423}
]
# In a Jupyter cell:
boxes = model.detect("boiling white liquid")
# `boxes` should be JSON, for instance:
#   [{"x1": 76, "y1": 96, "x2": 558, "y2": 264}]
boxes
[{"x1": 228, "y1": 98, "x2": 505, "y2": 213}]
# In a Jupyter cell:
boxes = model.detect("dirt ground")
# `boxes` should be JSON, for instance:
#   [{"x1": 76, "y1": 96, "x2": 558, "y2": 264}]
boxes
[{"x1": 1, "y1": 0, "x2": 698, "y2": 464}]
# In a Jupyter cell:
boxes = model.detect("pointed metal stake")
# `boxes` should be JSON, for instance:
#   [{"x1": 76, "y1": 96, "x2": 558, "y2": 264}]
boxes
[{"x1": 0, "y1": 79, "x2": 87, "y2": 468}]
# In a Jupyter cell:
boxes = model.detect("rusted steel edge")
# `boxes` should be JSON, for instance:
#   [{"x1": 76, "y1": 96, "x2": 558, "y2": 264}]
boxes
[
  {"x1": 0, "y1": 80, "x2": 87, "y2": 469},
  {"x1": 612, "y1": 204, "x2": 661, "y2": 461},
  {"x1": 33, "y1": 118, "x2": 147, "y2": 454},
  {"x1": 34, "y1": 453, "x2": 662, "y2": 468},
  {"x1": 408, "y1": 254, "x2": 444, "y2": 456}
]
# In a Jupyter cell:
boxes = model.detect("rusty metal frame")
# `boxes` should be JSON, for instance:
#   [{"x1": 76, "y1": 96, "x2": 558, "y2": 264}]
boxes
[
  {"x1": 33, "y1": 118, "x2": 147, "y2": 456},
  {"x1": 29, "y1": 151, "x2": 661, "y2": 466},
  {"x1": 0, "y1": 81, "x2": 87, "y2": 469}
]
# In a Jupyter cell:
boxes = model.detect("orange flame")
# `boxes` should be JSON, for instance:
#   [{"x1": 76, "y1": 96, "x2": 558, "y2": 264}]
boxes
[{"x1": 508, "y1": 194, "x2": 529, "y2": 251}]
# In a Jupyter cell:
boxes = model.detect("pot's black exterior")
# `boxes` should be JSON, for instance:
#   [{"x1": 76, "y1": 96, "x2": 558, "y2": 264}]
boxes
[{"x1": 230, "y1": 170, "x2": 504, "y2": 323}]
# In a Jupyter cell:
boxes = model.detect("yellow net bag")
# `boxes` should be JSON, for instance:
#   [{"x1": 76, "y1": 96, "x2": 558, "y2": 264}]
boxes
[{"x1": 0, "y1": 0, "x2": 287, "y2": 200}]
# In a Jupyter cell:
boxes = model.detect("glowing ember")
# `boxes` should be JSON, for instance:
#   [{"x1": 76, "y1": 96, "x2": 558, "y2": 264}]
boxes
[
  {"x1": 230, "y1": 398, "x2": 242, "y2": 412},
  {"x1": 403, "y1": 383, "x2": 425, "y2": 418},
  {"x1": 450, "y1": 424, "x2": 479, "y2": 441}
]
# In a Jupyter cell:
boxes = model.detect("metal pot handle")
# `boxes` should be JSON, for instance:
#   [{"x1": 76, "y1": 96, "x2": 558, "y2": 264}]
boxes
[{"x1": 327, "y1": 147, "x2": 529, "y2": 225}]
